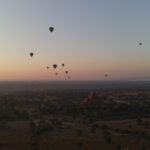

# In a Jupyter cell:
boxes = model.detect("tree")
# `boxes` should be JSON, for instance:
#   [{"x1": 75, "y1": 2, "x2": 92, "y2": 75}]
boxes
[{"x1": 105, "y1": 136, "x2": 112, "y2": 144}]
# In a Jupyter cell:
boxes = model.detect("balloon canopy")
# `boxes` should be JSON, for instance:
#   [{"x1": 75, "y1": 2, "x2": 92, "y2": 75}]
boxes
[
  {"x1": 65, "y1": 71, "x2": 68, "y2": 74},
  {"x1": 30, "y1": 52, "x2": 34, "y2": 57},
  {"x1": 53, "y1": 64, "x2": 57, "y2": 69},
  {"x1": 49, "y1": 27, "x2": 54, "y2": 32},
  {"x1": 105, "y1": 73, "x2": 108, "y2": 77}
]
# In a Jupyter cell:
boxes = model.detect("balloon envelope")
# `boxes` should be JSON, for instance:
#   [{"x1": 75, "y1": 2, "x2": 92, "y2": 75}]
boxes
[
  {"x1": 53, "y1": 64, "x2": 57, "y2": 69},
  {"x1": 30, "y1": 52, "x2": 34, "y2": 57},
  {"x1": 105, "y1": 74, "x2": 108, "y2": 77},
  {"x1": 65, "y1": 71, "x2": 68, "y2": 74},
  {"x1": 49, "y1": 27, "x2": 54, "y2": 32}
]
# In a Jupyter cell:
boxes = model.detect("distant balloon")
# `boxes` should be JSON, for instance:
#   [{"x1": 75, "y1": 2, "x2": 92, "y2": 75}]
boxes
[
  {"x1": 46, "y1": 66, "x2": 49, "y2": 69},
  {"x1": 65, "y1": 71, "x2": 68, "y2": 74},
  {"x1": 62, "y1": 64, "x2": 65, "y2": 67},
  {"x1": 139, "y1": 42, "x2": 142, "y2": 46},
  {"x1": 105, "y1": 74, "x2": 108, "y2": 77},
  {"x1": 53, "y1": 64, "x2": 57, "y2": 69},
  {"x1": 68, "y1": 76, "x2": 71, "y2": 79},
  {"x1": 49, "y1": 27, "x2": 54, "y2": 32},
  {"x1": 55, "y1": 72, "x2": 58, "y2": 75},
  {"x1": 30, "y1": 52, "x2": 34, "y2": 57}
]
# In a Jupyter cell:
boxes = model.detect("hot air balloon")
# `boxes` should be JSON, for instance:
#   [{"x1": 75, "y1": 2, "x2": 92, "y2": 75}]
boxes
[
  {"x1": 49, "y1": 27, "x2": 54, "y2": 32},
  {"x1": 53, "y1": 64, "x2": 57, "y2": 69},
  {"x1": 46, "y1": 66, "x2": 49, "y2": 69},
  {"x1": 62, "y1": 64, "x2": 65, "y2": 67},
  {"x1": 105, "y1": 74, "x2": 108, "y2": 77},
  {"x1": 55, "y1": 73, "x2": 58, "y2": 75},
  {"x1": 65, "y1": 71, "x2": 68, "y2": 74},
  {"x1": 68, "y1": 76, "x2": 70, "y2": 79},
  {"x1": 30, "y1": 52, "x2": 34, "y2": 57},
  {"x1": 139, "y1": 42, "x2": 142, "y2": 46}
]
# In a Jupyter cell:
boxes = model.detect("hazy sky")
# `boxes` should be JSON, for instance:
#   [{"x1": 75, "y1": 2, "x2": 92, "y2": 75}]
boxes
[{"x1": 0, "y1": 0, "x2": 150, "y2": 80}]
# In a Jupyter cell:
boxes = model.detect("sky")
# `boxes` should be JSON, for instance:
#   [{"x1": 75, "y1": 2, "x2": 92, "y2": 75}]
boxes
[{"x1": 0, "y1": 0, "x2": 150, "y2": 80}]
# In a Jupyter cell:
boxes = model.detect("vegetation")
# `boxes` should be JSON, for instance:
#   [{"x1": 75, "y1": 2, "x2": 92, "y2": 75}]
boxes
[{"x1": 0, "y1": 89, "x2": 150, "y2": 149}]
